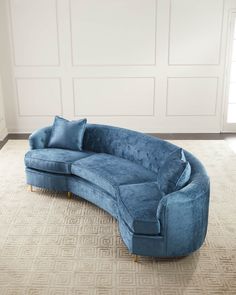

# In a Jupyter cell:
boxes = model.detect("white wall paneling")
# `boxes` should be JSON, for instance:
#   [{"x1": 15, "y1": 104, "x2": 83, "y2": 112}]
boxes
[
  {"x1": 16, "y1": 78, "x2": 62, "y2": 116},
  {"x1": 0, "y1": 0, "x2": 234, "y2": 133},
  {"x1": 10, "y1": 0, "x2": 59, "y2": 66},
  {"x1": 166, "y1": 77, "x2": 218, "y2": 116},
  {"x1": 0, "y1": 79, "x2": 5, "y2": 122},
  {"x1": 0, "y1": 77, "x2": 7, "y2": 140},
  {"x1": 169, "y1": 0, "x2": 224, "y2": 65},
  {"x1": 221, "y1": 10, "x2": 236, "y2": 132},
  {"x1": 73, "y1": 78, "x2": 155, "y2": 116},
  {"x1": 70, "y1": 0, "x2": 157, "y2": 66}
]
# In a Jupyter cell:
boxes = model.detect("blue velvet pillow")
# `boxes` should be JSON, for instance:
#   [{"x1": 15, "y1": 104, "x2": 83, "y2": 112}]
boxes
[
  {"x1": 48, "y1": 116, "x2": 87, "y2": 151},
  {"x1": 158, "y1": 148, "x2": 191, "y2": 195}
]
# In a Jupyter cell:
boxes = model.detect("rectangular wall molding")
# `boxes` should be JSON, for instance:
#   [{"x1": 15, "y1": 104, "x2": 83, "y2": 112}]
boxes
[
  {"x1": 69, "y1": 0, "x2": 157, "y2": 66},
  {"x1": 9, "y1": 0, "x2": 60, "y2": 66},
  {"x1": 16, "y1": 78, "x2": 63, "y2": 117},
  {"x1": 166, "y1": 77, "x2": 218, "y2": 116},
  {"x1": 73, "y1": 77, "x2": 155, "y2": 117},
  {"x1": 168, "y1": 0, "x2": 224, "y2": 65}
]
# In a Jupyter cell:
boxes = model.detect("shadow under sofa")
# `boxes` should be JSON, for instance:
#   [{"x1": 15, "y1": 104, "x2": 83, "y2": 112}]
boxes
[{"x1": 24, "y1": 123, "x2": 210, "y2": 259}]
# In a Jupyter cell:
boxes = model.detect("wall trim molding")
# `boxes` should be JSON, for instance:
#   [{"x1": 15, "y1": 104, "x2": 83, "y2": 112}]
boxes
[
  {"x1": 15, "y1": 77, "x2": 63, "y2": 117},
  {"x1": 9, "y1": 0, "x2": 61, "y2": 67},
  {"x1": 69, "y1": 0, "x2": 158, "y2": 67},
  {"x1": 165, "y1": 76, "x2": 219, "y2": 117},
  {"x1": 72, "y1": 77, "x2": 156, "y2": 117},
  {"x1": 167, "y1": 0, "x2": 225, "y2": 66}
]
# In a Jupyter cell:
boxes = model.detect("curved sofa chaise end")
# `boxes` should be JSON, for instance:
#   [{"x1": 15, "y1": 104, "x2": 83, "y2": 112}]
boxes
[{"x1": 25, "y1": 124, "x2": 210, "y2": 258}]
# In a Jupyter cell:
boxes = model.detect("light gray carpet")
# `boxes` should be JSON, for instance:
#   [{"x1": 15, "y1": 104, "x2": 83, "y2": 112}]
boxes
[{"x1": 0, "y1": 140, "x2": 235, "y2": 295}]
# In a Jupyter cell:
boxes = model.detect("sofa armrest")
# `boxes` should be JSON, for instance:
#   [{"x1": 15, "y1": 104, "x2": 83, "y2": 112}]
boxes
[
  {"x1": 29, "y1": 126, "x2": 52, "y2": 150},
  {"x1": 156, "y1": 178, "x2": 210, "y2": 257}
]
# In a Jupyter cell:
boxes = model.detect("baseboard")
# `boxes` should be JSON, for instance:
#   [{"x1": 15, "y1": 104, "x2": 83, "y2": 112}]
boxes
[
  {"x1": 0, "y1": 132, "x2": 30, "y2": 150},
  {"x1": 3, "y1": 131, "x2": 236, "y2": 141},
  {"x1": 149, "y1": 133, "x2": 236, "y2": 140},
  {"x1": 7, "y1": 133, "x2": 30, "y2": 140},
  {"x1": 1, "y1": 131, "x2": 235, "y2": 151}
]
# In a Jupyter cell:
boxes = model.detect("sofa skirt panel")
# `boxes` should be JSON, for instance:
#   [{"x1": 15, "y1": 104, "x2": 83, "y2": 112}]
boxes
[
  {"x1": 118, "y1": 217, "x2": 166, "y2": 257},
  {"x1": 26, "y1": 168, "x2": 69, "y2": 192},
  {"x1": 119, "y1": 216, "x2": 204, "y2": 257},
  {"x1": 68, "y1": 176, "x2": 118, "y2": 219},
  {"x1": 25, "y1": 168, "x2": 118, "y2": 219}
]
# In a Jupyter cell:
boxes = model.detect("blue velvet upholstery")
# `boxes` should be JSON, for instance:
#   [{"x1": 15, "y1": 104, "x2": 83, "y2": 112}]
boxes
[
  {"x1": 165, "y1": 148, "x2": 186, "y2": 161},
  {"x1": 119, "y1": 182, "x2": 163, "y2": 235},
  {"x1": 26, "y1": 167, "x2": 70, "y2": 192},
  {"x1": 71, "y1": 153, "x2": 157, "y2": 198},
  {"x1": 25, "y1": 123, "x2": 210, "y2": 258},
  {"x1": 156, "y1": 151, "x2": 210, "y2": 256},
  {"x1": 157, "y1": 148, "x2": 191, "y2": 195},
  {"x1": 29, "y1": 126, "x2": 52, "y2": 150},
  {"x1": 83, "y1": 124, "x2": 178, "y2": 173},
  {"x1": 26, "y1": 168, "x2": 118, "y2": 218},
  {"x1": 48, "y1": 116, "x2": 87, "y2": 151},
  {"x1": 25, "y1": 148, "x2": 93, "y2": 174}
]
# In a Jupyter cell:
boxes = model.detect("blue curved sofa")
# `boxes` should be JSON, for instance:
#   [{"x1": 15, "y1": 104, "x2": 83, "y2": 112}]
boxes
[{"x1": 25, "y1": 124, "x2": 210, "y2": 258}]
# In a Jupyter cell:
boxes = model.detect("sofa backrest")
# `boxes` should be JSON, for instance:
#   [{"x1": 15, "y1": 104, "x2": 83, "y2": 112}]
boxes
[{"x1": 83, "y1": 124, "x2": 178, "y2": 173}]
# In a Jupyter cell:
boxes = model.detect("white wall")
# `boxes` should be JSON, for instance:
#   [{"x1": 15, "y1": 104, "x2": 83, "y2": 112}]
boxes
[
  {"x1": 0, "y1": 0, "x2": 8, "y2": 140},
  {"x1": 0, "y1": 77, "x2": 7, "y2": 140},
  {"x1": 0, "y1": 0, "x2": 235, "y2": 133}
]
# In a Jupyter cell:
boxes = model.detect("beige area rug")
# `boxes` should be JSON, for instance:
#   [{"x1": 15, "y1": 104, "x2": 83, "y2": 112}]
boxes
[{"x1": 0, "y1": 140, "x2": 235, "y2": 295}]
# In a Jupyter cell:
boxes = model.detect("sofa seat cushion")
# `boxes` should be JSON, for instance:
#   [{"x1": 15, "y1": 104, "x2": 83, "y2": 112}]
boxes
[
  {"x1": 25, "y1": 148, "x2": 94, "y2": 175},
  {"x1": 71, "y1": 153, "x2": 157, "y2": 197},
  {"x1": 118, "y1": 182, "x2": 163, "y2": 235}
]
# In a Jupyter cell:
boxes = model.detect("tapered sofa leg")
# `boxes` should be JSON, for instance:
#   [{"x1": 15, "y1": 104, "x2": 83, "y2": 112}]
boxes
[
  {"x1": 133, "y1": 255, "x2": 139, "y2": 262},
  {"x1": 28, "y1": 185, "x2": 33, "y2": 192},
  {"x1": 67, "y1": 192, "x2": 72, "y2": 198}
]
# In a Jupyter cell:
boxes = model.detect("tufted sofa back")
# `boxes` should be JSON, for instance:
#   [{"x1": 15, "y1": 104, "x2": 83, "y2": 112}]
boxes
[{"x1": 83, "y1": 124, "x2": 178, "y2": 174}]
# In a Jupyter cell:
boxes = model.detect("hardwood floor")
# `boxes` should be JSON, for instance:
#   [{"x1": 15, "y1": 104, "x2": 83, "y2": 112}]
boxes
[
  {"x1": 150, "y1": 133, "x2": 236, "y2": 140},
  {"x1": 0, "y1": 136, "x2": 8, "y2": 150},
  {"x1": 0, "y1": 134, "x2": 29, "y2": 150},
  {"x1": 1, "y1": 133, "x2": 236, "y2": 152}
]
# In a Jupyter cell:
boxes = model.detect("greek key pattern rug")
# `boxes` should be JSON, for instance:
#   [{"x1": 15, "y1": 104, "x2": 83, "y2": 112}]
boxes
[{"x1": 0, "y1": 140, "x2": 235, "y2": 295}]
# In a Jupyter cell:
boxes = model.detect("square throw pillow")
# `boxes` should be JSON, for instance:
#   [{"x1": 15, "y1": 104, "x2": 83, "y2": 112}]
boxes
[
  {"x1": 158, "y1": 148, "x2": 191, "y2": 195},
  {"x1": 48, "y1": 116, "x2": 87, "y2": 151}
]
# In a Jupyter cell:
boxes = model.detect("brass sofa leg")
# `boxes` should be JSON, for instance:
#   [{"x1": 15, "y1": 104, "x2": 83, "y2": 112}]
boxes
[
  {"x1": 133, "y1": 255, "x2": 139, "y2": 262},
  {"x1": 29, "y1": 185, "x2": 33, "y2": 192},
  {"x1": 67, "y1": 192, "x2": 72, "y2": 198}
]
